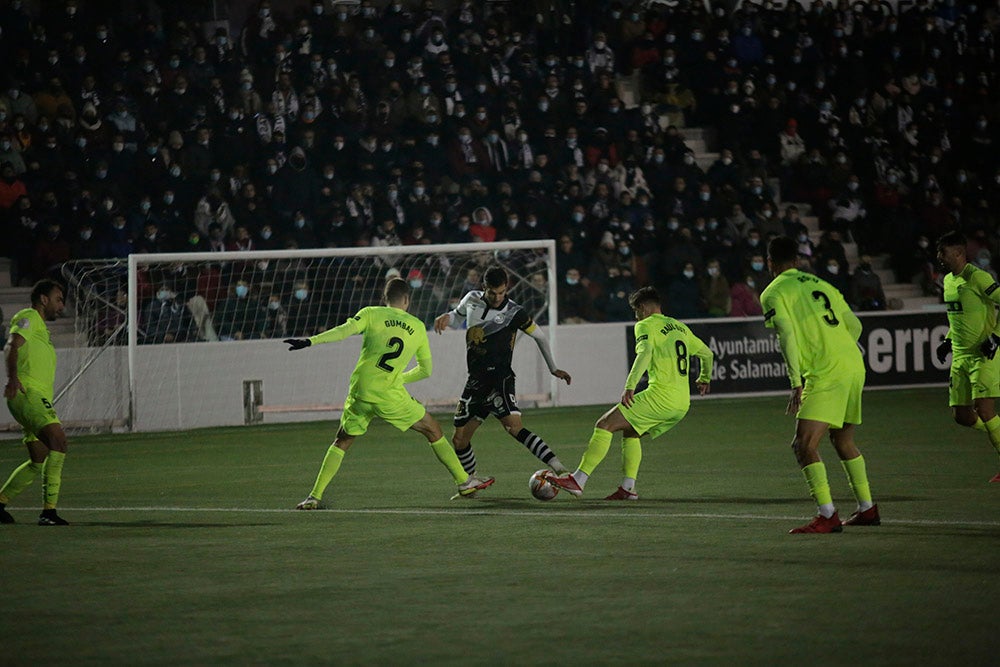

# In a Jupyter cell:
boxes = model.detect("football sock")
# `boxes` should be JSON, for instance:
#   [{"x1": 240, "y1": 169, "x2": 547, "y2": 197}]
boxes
[
  {"x1": 429, "y1": 437, "x2": 468, "y2": 484},
  {"x1": 515, "y1": 428, "x2": 565, "y2": 472},
  {"x1": 621, "y1": 437, "x2": 642, "y2": 482},
  {"x1": 309, "y1": 445, "x2": 345, "y2": 500},
  {"x1": 840, "y1": 455, "x2": 874, "y2": 511},
  {"x1": 971, "y1": 417, "x2": 987, "y2": 431},
  {"x1": 0, "y1": 460, "x2": 44, "y2": 504},
  {"x1": 41, "y1": 451, "x2": 65, "y2": 509},
  {"x1": 456, "y1": 444, "x2": 477, "y2": 475},
  {"x1": 579, "y1": 428, "x2": 613, "y2": 477},
  {"x1": 801, "y1": 462, "x2": 835, "y2": 518},
  {"x1": 621, "y1": 477, "x2": 637, "y2": 493},
  {"x1": 984, "y1": 416, "x2": 1000, "y2": 455}
]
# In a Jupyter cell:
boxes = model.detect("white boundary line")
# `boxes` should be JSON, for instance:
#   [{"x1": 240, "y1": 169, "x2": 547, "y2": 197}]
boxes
[{"x1": 46, "y1": 506, "x2": 1000, "y2": 528}]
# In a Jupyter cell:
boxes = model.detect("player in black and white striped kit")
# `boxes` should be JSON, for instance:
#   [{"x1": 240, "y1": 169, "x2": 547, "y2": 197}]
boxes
[{"x1": 433, "y1": 266, "x2": 572, "y2": 483}]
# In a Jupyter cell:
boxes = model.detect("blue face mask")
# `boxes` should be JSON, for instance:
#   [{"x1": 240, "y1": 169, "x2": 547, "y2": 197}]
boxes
[
  {"x1": 294, "y1": 289, "x2": 308, "y2": 301},
  {"x1": 235, "y1": 285, "x2": 249, "y2": 298},
  {"x1": 752, "y1": 261, "x2": 764, "y2": 271},
  {"x1": 157, "y1": 290, "x2": 171, "y2": 301}
]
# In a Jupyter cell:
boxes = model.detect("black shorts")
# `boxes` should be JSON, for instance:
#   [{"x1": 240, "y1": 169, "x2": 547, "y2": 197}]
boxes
[{"x1": 453, "y1": 374, "x2": 519, "y2": 427}]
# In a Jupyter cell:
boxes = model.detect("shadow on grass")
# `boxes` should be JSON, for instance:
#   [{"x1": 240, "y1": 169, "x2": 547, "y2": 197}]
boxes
[{"x1": 72, "y1": 521, "x2": 277, "y2": 528}]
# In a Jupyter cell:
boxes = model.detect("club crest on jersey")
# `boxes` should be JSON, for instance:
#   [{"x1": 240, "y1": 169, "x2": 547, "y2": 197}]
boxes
[
  {"x1": 467, "y1": 326, "x2": 486, "y2": 345},
  {"x1": 493, "y1": 313, "x2": 505, "y2": 324}
]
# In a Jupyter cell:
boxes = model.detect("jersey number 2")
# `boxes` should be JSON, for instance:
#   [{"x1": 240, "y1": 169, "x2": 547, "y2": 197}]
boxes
[
  {"x1": 811, "y1": 290, "x2": 840, "y2": 326},
  {"x1": 377, "y1": 337, "x2": 404, "y2": 372}
]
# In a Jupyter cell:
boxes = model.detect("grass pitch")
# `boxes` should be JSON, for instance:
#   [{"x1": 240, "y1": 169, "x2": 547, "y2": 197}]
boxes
[{"x1": 1, "y1": 387, "x2": 997, "y2": 666}]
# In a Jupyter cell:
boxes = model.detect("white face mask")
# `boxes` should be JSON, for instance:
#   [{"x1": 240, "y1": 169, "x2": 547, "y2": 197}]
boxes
[
  {"x1": 707, "y1": 267, "x2": 719, "y2": 277},
  {"x1": 683, "y1": 270, "x2": 695, "y2": 279},
  {"x1": 827, "y1": 265, "x2": 839, "y2": 275}
]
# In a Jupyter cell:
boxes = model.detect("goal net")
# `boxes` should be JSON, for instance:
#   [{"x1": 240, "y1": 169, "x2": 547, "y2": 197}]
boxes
[{"x1": 57, "y1": 241, "x2": 558, "y2": 432}]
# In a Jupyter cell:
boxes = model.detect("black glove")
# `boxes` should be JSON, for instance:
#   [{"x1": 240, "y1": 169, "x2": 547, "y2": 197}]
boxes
[
  {"x1": 283, "y1": 338, "x2": 311, "y2": 351},
  {"x1": 935, "y1": 338, "x2": 952, "y2": 364},
  {"x1": 981, "y1": 334, "x2": 1000, "y2": 360}
]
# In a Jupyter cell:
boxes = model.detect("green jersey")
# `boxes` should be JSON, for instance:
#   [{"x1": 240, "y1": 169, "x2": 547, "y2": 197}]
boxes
[
  {"x1": 761, "y1": 269, "x2": 863, "y2": 388},
  {"x1": 943, "y1": 263, "x2": 1000, "y2": 357},
  {"x1": 8, "y1": 307, "x2": 56, "y2": 398},
  {"x1": 309, "y1": 306, "x2": 432, "y2": 401},
  {"x1": 624, "y1": 313, "x2": 713, "y2": 402}
]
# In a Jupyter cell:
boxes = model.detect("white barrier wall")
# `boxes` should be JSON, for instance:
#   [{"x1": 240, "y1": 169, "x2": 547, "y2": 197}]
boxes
[{"x1": 0, "y1": 324, "x2": 631, "y2": 434}]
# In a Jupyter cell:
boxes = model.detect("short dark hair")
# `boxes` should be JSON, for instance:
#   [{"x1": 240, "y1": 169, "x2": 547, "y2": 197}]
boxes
[
  {"x1": 937, "y1": 230, "x2": 966, "y2": 250},
  {"x1": 384, "y1": 277, "x2": 411, "y2": 304},
  {"x1": 628, "y1": 286, "x2": 661, "y2": 310},
  {"x1": 767, "y1": 236, "x2": 798, "y2": 266},
  {"x1": 483, "y1": 266, "x2": 508, "y2": 288},
  {"x1": 31, "y1": 279, "x2": 63, "y2": 306}
]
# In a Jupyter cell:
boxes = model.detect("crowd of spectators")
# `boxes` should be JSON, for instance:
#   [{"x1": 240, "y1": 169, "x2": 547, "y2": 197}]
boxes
[{"x1": 0, "y1": 0, "x2": 998, "y2": 337}]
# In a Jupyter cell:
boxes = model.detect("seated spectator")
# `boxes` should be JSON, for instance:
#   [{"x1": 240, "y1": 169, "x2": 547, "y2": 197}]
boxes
[
  {"x1": 259, "y1": 293, "x2": 288, "y2": 340},
  {"x1": 557, "y1": 268, "x2": 595, "y2": 324},
  {"x1": 700, "y1": 259, "x2": 731, "y2": 317},
  {"x1": 215, "y1": 279, "x2": 263, "y2": 341},
  {"x1": 667, "y1": 262, "x2": 706, "y2": 319},
  {"x1": 142, "y1": 283, "x2": 191, "y2": 344},
  {"x1": 729, "y1": 275, "x2": 763, "y2": 317},
  {"x1": 848, "y1": 258, "x2": 887, "y2": 311}
]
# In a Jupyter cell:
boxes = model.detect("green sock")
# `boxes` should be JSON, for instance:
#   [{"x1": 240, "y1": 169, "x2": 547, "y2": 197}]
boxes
[
  {"x1": 41, "y1": 451, "x2": 65, "y2": 510},
  {"x1": 429, "y1": 436, "x2": 468, "y2": 484},
  {"x1": 579, "y1": 428, "x2": 614, "y2": 476},
  {"x1": 0, "y1": 460, "x2": 44, "y2": 504},
  {"x1": 840, "y1": 455, "x2": 873, "y2": 510},
  {"x1": 622, "y1": 437, "x2": 642, "y2": 479},
  {"x1": 308, "y1": 445, "x2": 345, "y2": 500},
  {"x1": 801, "y1": 462, "x2": 834, "y2": 515},
  {"x1": 971, "y1": 417, "x2": 987, "y2": 432},
  {"x1": 984, "y1": 416, "x2": 1000, "y2": 455}
]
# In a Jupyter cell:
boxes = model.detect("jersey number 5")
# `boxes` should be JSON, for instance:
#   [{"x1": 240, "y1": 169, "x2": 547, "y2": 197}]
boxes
[
  {"x1": 377, "y1": 337, "x2": 404, "y2": 372},
  {"x1": 811, "y1": 290, "x2": 840, "y2": 326}
]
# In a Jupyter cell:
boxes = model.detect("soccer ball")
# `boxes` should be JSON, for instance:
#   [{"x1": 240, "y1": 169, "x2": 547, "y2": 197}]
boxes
[{"x1": 529, "y1": 469, "x2": 559, "y2": 501}]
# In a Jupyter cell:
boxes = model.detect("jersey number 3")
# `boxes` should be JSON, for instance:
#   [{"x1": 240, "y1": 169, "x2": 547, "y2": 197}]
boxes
[
  {"x1": 377, "y1": 337, "x2": 404, "y2": 372},
  {"x1": 811, "y1": 290, "x2": 840, "y2": 326}
]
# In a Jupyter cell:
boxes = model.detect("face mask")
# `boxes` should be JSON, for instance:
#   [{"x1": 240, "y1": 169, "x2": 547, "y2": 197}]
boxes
[
  {"x1": 294, "y1": 289, "x2": 308, "y2": 301},
  {"x1": 260, "y1": 229, "x2": 272, "y2": 240},
  {"x1": 566, "y1": 277, "x2": 579, "y2": 286},
  {"x1": 847, "y1": 182, "x2": 859, "y2": 191},
  {"x1": 80, "y1": 230, "x2": 92, "y2": 240},
  {"x1": 294, "y1": 217, "x2": 306, "y2": 229},
  {"x1": 409, "y1": 279, "x2": 423, "y2": 289},
  {"x1": 700, "y1": 192, "x2": 710, "y2": 201},
  {"x1": 157, "y1": 290, "x2": 171, "y2": 301},
  {"x1": 667, "y1": 221, "x2": 680, "y2": 231},
  {"x1": 267, "y1": 165, "x2": 278, "y2": 175},
  {"x1": 140, "y1": 201, "x2": 151, "y2": 212},
  {"x1": 235, "y1": 285, "x2": 249, "y2": 298},
  {"x1": 707, "y1": 266, "x2": 720, "y2": 278},
  {"x1": 572, "y1": 212, "x2": 585, "y2": 223},
  {"x1": 170, "y1": 166, "x2": 181, "y2": 177},
  {"x1": 751, "y1": 261, "x2": 764, "y2": 271},
  {"x1": 414, "y1": 187, "x2": 425, "y2": 197},
  {"x1": 827, "y1": 265, "x2": 839, "y2": 275},
  {"x1": 654, "y1": 155, "x2": 665, "y2": 164},
  {"x1": 683, "y1": 270, "x2": 695, "y2": 279}
]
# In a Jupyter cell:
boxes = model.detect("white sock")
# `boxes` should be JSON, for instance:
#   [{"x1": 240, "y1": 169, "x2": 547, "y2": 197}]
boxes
[
  {"x1": 572, "y1": 470, "x2": 589, "y2": 488},
  {"x1": 858, "y1": 500, "x2": 874, "y2": 512},
  {"x1": 818, "y1": 502, "x2": 836, "y2": 518},
  {"x1": 621, "y1": 477, "x2": 636, "y2": 492}
]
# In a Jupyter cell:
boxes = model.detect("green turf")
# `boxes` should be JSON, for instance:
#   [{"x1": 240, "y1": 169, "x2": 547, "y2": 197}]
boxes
[{"x1": 1, "y1": 387, "x2": 998, "y2": 666}]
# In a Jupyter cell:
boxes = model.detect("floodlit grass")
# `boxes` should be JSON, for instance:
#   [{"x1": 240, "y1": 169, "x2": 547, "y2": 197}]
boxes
[{"x1": 1, "y1": 387, "x2": 997, "y2": 665}]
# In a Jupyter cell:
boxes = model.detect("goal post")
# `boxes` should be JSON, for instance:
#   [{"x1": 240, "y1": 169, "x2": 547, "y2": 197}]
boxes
[{"x1": 60, "y1": 240, "x2": 559, "y2": 432}]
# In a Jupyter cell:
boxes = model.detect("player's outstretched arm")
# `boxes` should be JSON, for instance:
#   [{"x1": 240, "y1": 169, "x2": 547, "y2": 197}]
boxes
[
  {"x1": 283, "y1": 338, "x2": 311, "y2": 351},
  {"x1": 432, "y1": 312, "x2": 453, "y2": 334}
]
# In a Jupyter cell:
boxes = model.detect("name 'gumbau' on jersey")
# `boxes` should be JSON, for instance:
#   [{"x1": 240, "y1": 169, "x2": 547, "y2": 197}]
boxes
[
  {"x1": 454, "y1": 290, "x2": 534, "y2": 379},
  {"x1": 943, "y1": 263, "x2": 1000, "y2": 356},
  {"x1": 309, "y1": 305, "x2": 432, "y2": 401}
]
